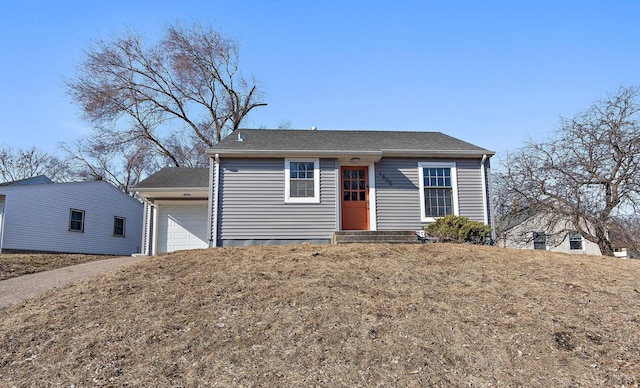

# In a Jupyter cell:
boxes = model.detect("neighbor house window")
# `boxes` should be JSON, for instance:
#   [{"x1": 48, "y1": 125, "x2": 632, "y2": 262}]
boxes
[
  {"x1": 69, "y1": 209, "x2": 85, "y2": 232},
  {"x1": 285, "y1": 159, "x2": 320, "y2": 203},
  {"x1": 418, "y1": 162, "x2": 458, "y2": 222},
  {"x1": 114, "y1": 216, "x2": 126, "y2": 237},
  {"x1": 533, "y1": 231, "x2": 546, "y2": 250},
  {"x1": 569, "y1": 233, "x2": 583, "y2": 250}
]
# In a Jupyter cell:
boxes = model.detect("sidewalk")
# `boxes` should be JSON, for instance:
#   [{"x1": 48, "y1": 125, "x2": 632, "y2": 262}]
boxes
[{"x1": 0, "y1": 255, "x2": 149, "y2": 309}]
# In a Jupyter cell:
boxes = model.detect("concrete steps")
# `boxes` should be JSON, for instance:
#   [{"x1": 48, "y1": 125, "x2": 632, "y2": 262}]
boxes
[{"x1": 332, "y1": 230, "x2": 429, "y2": 244}]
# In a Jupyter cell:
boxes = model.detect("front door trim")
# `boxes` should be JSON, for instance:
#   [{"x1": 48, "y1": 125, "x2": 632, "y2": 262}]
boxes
[
  {"x1": 340, "y1": 164, "x2": 376, "y2": 231},
  {"x1": 368, "y1": 163, "x2": 377, "y2": 231}
]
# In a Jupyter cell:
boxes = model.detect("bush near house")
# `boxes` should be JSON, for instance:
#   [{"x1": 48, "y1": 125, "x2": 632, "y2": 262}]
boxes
[{"x1": 426, "y1": 215, "x2": 491, "y2": 244}]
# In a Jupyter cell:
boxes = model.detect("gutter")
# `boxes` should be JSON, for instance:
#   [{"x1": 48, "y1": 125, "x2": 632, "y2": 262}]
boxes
[
  {"x1": 205, "y1": 148, "x2": 495, "y2": 159},
  {"x1": 134, "y1": 187, "x2": 209, "y2": 196},
  {"x1": 206, "y1": 149, "x2": 384, "y2": 160},
  {"x1": 381, "y1": 149, "x2": 496, "y2": 158}
]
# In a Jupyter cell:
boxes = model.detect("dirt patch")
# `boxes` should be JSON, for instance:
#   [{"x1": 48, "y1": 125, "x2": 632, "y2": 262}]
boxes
[
  {"x1": 1, "y1": 243, "x2": 639, "y2": 386},
  {"x1": 0, "y1": 253, "x2": 112, "y2": 280},
  {"x1": 553, "y1": 331, "x2": 576, "y2": 351}
]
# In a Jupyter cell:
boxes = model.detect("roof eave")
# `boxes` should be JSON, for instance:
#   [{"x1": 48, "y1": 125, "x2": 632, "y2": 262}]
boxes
[
  {"x1": 133, "y1": 187, "x2": 208, "y2": 192},
  {"x1": 135, "y1": 187, "x2": 208, "y2": 200},
  {"x1": 381, "y1": 149, "x2": 495, "y2": 158},
  {"x1": 206, "y1": 149, "x2": 494, "y2": 159},
  {"x1": 206, "y1": 149, "x2": 384, "y2": 160}
]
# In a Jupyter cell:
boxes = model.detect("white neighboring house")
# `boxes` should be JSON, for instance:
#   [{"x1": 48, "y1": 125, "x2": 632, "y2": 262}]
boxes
[
  {"x1": 496, "y1": 207, "x2": 602, "y2": 256},
  {"x1": 0, "y1": 176, "x2": 143, "y2": 255}
]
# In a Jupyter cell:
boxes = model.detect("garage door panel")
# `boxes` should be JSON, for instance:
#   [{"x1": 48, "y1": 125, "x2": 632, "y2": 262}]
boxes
[{"x1": 157, "y1": 204, "x2": 208, "y2": 253}]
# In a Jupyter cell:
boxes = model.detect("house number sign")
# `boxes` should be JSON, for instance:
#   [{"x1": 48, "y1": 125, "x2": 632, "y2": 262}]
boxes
[{"x1": 378, "y1": 171, "x2": 393, "y2": 186}]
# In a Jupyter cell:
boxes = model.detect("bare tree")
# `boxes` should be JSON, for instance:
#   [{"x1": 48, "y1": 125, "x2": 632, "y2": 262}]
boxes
[
  {"x1": 65, "y1": 21, "x2": 266, "y2": 188},
  {"x1": 498, "y1": 86, "x2": 640, "y2": 256},
  {"x1": 60, "y1": 134, "x2": 151, "y2": 193},
  {"x1": 0, "y1": 146, "x2": 73, "y2": 183},
  {"x1": 609, "y1": 216, "x2": 640, "y2": 258}
]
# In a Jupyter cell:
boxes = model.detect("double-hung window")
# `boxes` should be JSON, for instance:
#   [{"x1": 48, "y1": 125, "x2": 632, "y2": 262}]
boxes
[
  {"x1": 419, "y1": 162, "x2": 458, "y2": 222},
  {"x1": 569, "y1": 233, "x2": 583, "y2": 250},
  {"x1": 533, "y1": 231, "x2": 547, "y2": 250},
  {"x1": 285, "y1": 159, "x2": 320, "y2": 203},
  {"x1": 69, "y1": 209, "x2": 85, "y2": 232},
  {"x1": 114, "y1": 216, "x2": 126, "y2": 237}
]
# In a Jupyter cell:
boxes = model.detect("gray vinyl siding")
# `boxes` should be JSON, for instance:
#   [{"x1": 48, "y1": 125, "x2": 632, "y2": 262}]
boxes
[
  {"x1": 375, "y1": 159, "x2": 421, "y2": 230},
  {"x1": 0, "y1": 181, "x2": 143, "y2": 255},
  {"x1": 455, "y1": 159, "x2": 486, "y2": 223},
  {"x1": 217, "y1": 158, "x2": 337, "y2": 241},
  {"x1": 375, "y1": 158, "x2": 487, "y2": 231}
]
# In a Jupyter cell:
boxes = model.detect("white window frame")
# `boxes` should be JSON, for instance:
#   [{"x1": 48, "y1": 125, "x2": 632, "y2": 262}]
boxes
[
  {"x1": 285, "y1": 158, "x2": 320, "y2": 204},
  {"x1": 418, "y1": 162, "x2": 459, "y2": 223},
  {"x1": 69, "y1": 209, "x2": 85, "y2": 232},
  {"x1": 569, "y1": 232, "x2": 583, "y2": 250},
  {"x1": 533, "y1": 231, "x2": 547, "y2": 250},
  {"x1": 113, "y1": 216, "x2": 126, "y2": 237}
]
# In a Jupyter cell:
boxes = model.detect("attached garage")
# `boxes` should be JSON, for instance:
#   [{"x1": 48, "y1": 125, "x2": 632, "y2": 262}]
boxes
[
  {"x1": 156, "y1": 202, "x2": 209, "y2": 253},
  {"x1": 133, "y1": 167, "x2": 211, "y2": 255}
]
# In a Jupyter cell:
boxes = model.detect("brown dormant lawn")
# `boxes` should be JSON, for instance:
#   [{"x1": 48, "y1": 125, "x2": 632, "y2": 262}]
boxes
[
  {"x1": 1, "y1": 243, "x2": 639, "y2": 386},
  {"x1": 0, "y1": 253, "x2": 113, "y2": 281}
]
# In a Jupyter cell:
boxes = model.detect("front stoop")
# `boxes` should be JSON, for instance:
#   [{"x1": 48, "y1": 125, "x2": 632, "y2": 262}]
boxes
[{"x1": 332, "y1": 230, "x2": 425, "y2": 244}]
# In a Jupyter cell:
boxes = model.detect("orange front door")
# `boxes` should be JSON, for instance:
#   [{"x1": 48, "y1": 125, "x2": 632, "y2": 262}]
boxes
[{"x1": 341, "y1": 166, "x2": 369, "y2": 230}]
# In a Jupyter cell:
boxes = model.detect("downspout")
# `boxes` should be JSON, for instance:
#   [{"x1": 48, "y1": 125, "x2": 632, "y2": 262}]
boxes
[
  {"x1": 139, "y1": 196, "x2": 149, "y2": 255},
  {"x1": 138, "y1": 196, "x2": 155, "y2": 255},
  {"x1": 0, "y1": 197, "x2": 5, "y2": 254},
  {"x1": 209, "y1": 153, "x2": 220, "y2": 248},
  {"x1": 480, "y1": 154, "x2": 496, "y2": 242},
  {"x1": 151, "y1": 200, "x2": 158, "y2": 256},
  {"x1": 480, "y1": 154, "x2": 489, "y2": 225}
]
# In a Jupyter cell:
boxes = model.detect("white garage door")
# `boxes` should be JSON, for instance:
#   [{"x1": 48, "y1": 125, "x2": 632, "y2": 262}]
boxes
[{"x1": 157, "y1": 203, "x2": 209, "y2": 253}]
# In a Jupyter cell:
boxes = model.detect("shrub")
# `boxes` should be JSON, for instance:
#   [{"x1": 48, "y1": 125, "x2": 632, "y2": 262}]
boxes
[{"x1": 426, "y1": 215, "x2": 492, "y2": 244}]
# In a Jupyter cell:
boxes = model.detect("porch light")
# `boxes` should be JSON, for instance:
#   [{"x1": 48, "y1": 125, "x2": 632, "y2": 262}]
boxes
[{"x1": 351, "y1": 157, "x2": 360, "y2": 163}]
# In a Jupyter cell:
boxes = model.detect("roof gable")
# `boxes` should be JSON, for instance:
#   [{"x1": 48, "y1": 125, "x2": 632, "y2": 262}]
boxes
[
  {"x1": 0, "y1": 180, "x2": 141, "y2": 206},
  {"x1": 0, "y1": 175, "x2": 53, "y2": 186}
]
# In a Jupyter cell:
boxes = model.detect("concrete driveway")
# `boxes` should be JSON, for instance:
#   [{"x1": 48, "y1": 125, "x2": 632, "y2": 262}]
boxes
[{"x1": 0, "y1": 255, "x2": 148, "y2": 309}]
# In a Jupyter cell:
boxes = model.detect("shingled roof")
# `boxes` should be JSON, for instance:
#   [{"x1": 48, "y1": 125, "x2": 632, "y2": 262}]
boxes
[
  {"x1": 134, "y1": 167, "x2": 208, "y2": 189},
  {"x1": 0, "y1": 175, "x2": 53, "y2": 186},
  {"x1": 207, "y1": 129, "x2": 494, "y2": 158}
]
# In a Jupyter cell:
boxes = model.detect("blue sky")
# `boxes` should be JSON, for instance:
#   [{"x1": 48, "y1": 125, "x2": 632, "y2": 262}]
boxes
[{"x1": 1, "y1": 1, "x2": 639, "y2": 158}]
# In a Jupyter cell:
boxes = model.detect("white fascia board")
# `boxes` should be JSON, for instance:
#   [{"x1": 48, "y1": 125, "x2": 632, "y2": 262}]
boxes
[
  {"x1": 135, "y1": 187, "x2": 209, "y2": 200},
  {"x1": 206, "y1": 148, "x2": 494, "y2": 159},
  {"x1": 380, "y1": 149, "x2": 495, "y2": 158},
  {"x1": 206, "y1": 149, "x2": 384, "y2": 160}
]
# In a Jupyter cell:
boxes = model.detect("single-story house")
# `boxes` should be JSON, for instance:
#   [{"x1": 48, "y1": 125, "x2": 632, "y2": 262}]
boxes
[
  {"x1": 134, "y1": 129, "x2": 495, "y2": 254},
  {"x1": 496, "y1": 206, "x2": 602, "y2": 255},
  {"x1": 0, "y1": 176, "x2": 143, "y2": 255}
]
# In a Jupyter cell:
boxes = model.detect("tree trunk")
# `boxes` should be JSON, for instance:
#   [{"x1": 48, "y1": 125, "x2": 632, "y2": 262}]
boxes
[{"x1": 596, "y1": 235, "x2": 615, "y2": 256}]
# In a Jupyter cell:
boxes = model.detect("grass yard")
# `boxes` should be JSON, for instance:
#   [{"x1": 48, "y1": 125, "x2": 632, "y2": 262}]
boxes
[
  {"x1": 0, "y1": 253, "x2": 113, "y2": 281},
  {"x1": 1, "y1": 243, "x2": 639, "y2": 386}
]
